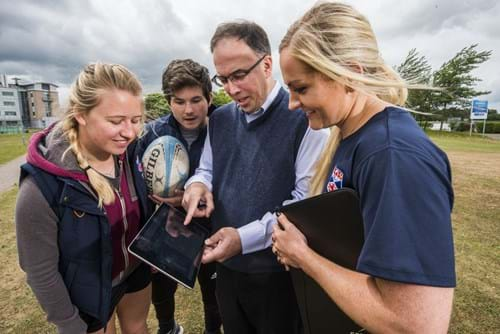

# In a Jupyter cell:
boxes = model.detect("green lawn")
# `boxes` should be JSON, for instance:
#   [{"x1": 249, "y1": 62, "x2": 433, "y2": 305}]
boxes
[
  {"x1": 1, "y1": 132, "x2": 499, "y2": 333},
  {"x1": 427, "y1": 130, "x2": 500, "y2": 153},
  {"x1": 0, "y1": 131, "x2": 37, "y2": 165}
]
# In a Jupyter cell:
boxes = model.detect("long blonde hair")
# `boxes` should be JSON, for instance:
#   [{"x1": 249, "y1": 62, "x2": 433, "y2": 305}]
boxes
[
  {"x1": 280, "y1": 2, "x2": 409, "y2": 195},
  {"x1": 60, "y1": 63, "x2": 143, "y2": 207}
]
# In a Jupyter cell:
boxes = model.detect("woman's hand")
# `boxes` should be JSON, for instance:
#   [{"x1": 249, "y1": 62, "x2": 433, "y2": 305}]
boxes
[
  {"x1": 272, "y1": 213, "x2": 309, "y2": 269},
  {"x1": 149, "y1": 189, "x2": 184, "y2": 207}
]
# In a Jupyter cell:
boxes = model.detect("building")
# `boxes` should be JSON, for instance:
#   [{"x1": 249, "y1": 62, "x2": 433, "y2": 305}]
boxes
[
  {"x1": 429, "y1": 121, "x2": 451, "y2": 132},
  {"x1": 0, "y1": 75, "x2": 23, "y2": 128},
  {"x1": 18, "y1": 82, "x2": 61, "y2": 128},
  {"x1": 0, "y1": 75, "x2": 61, "y2": 129}
]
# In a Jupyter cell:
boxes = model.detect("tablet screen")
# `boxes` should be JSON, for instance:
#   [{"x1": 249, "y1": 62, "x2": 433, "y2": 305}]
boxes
[{"x1": 128, "y1": 204, "x2": 209, "y2": 289}]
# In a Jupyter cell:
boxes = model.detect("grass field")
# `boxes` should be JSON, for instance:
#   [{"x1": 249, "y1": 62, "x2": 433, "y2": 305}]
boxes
[
  {"x1": 427, "y1": 130, "x2": 500, "y2": 153},
  {"x1": 0, "y1": 132, "x2": 499, "y2": 333},
  {"x1": 0, "y1": 131, "x2": 37, "y2": 165}
]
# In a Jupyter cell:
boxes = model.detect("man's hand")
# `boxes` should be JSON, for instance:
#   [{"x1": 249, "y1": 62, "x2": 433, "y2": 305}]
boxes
[
  {"x1": 202, "y1": 227, "x2": 242, "y2": 264},
  {"x1": 182, "y1": 182, "x2": 214, "y2": 225}
]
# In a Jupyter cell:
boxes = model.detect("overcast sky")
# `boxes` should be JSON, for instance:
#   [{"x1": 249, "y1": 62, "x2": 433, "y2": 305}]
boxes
[{"x1": 1, "y1": 0, "x2": 499, "y2": 111}]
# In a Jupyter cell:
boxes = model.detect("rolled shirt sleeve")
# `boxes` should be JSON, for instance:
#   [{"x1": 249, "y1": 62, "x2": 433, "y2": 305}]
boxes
[{"x1": 184, "y1": 128, "x2": 213, "y2": 192}]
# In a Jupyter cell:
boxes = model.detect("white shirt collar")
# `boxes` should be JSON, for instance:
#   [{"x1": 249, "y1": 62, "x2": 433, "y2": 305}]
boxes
[
  {"x1": 244, "y1": 81, "x2": 281, "y2": 123},
  {"x1": 261, "y1": 81, "x2": 281, "y2": 112}
]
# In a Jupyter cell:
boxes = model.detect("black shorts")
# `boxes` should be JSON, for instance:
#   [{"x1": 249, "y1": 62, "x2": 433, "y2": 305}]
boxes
[{"x1": 80, "y1": 263, "x2": 151, "y2": 333}]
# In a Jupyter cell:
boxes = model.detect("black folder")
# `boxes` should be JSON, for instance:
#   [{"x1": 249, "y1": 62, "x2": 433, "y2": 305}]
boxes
[{"x1": 280, "y1": 188, "x2": 365, "y2": 334}]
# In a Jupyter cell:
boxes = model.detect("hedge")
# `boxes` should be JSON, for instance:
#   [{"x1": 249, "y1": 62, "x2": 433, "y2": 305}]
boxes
[
  {"x1": 453, "y1": 121, "x2": 500, "y2": 133},
  {"x1": 476, "y1": 121, "x2": 500, "y2": 133}
]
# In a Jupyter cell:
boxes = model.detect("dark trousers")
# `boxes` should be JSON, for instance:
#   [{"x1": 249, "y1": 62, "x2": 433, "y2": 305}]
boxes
[
  {"x1": 216, "y1": 264, "x2": 301, "y2": 334},
  {"x1": 151, "y1": 261, "x2": 222, "y2": 332}
]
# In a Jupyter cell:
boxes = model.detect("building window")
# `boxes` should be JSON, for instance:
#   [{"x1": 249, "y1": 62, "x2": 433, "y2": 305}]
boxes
[
  {"x1": 30, "y1": 92, "x2": 33, "y2": 98},
  {"x1": 2, "y1": 91, "x2": 14, "y2": 96},
  {"x1": 6, "y1": 121, "x2": 19, "y2": 126},
  {"x1": 45, "y1": 103, "x2": 52, "y2": 116},
  {"x1": 3, "y1": 101, "x2": 15, "y2": 106},
  {"x1": 4, "y1": 111, "x2": 17, "y2": 116}
]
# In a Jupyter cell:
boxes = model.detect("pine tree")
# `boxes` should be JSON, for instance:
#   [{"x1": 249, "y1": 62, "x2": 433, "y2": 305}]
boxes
[
  {"x1": 144, "y1": 93, "x2": 170, "y2": 121},
  {"x1": 211, "y1": 89, "x2": 232, "y2": 107},
  {"x1": 396, "y1": 44, "x2": 492, "y2": 130},
  {"x1": 432, "y1": 44, "x2": 491, "y2": 129},
  {"x1": 396, "y1": 49, "x2": 433, "y2": 127}
]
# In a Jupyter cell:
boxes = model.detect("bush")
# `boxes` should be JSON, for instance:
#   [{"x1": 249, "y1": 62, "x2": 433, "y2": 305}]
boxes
[
  {"x1": 476, "y1": 121, "x2": 500, "y2": 133},
  {"x1": 451, "y1": 121, "x2": 500, "y2": 133},
  {"x1": 451, "y1": 121, "x2": 471, "y2": 132}
]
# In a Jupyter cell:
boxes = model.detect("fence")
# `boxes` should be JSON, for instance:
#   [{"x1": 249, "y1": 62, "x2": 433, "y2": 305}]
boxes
[{"x1": 0, "y1": 126, "x2": 24, "y2": 134}]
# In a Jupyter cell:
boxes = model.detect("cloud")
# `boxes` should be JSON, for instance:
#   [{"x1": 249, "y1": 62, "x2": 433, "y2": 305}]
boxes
[
  {"x1": 1, "y1": 0, "x2": 204, "y2": 104},
  {"x1": 1, "y1": 0, "x2": 498, "y2": 110},
  {"x1": 350, "y1": 0, "x2": 500, "y2": 109}
]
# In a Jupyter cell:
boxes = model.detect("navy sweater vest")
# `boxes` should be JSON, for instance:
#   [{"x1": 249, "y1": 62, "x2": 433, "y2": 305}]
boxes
[{"x1": 209, "y1": 88, "x2": 308, "y2": 273}]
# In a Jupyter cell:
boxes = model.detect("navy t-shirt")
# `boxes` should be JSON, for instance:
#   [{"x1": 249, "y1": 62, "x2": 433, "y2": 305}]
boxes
[{"x1": 325, "y1": 107, "x2": 456, "y2": 287}]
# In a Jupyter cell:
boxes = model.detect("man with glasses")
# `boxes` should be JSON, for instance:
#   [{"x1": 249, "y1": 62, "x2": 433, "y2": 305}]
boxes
[{"x1": 182, "y1": 21, "x2": 327, "y2": 334}]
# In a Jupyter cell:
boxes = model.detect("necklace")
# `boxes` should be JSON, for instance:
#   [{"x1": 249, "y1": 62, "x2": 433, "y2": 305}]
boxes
[
  {"x1": 84, "y1": 156, "x2": 118, "y2": 178},
  {"x1": 89, "y1": 165, "x2": 116, "y2": 178}
]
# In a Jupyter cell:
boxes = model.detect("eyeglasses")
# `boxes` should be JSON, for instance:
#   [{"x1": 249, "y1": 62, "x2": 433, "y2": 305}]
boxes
[{"x1": 211, "y1": 54, "x2": 267, "y2": 87}]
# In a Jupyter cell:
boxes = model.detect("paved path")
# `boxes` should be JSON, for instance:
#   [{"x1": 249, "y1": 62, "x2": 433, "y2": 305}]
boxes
[
  {"x1": 0, "y1": 155, "x2": 25, "y2": 193},
  {"x1": 484, "y1": 133, "x2": 500, "y2": 140}
]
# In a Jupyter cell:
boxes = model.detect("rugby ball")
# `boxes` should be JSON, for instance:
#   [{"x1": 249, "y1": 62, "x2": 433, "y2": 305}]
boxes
[{"x1": 142, "y1": 136, "x2": 189, "y2": 197}]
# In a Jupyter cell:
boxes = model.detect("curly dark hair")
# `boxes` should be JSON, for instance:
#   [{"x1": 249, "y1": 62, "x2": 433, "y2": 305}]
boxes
[{"x1": 162, "y1": 59, "x2": 212, "y2": 103}]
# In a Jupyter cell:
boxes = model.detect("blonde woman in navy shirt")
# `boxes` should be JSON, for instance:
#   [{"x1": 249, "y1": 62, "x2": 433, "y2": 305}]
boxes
[{"x1": 272, "y1": 2, "x2": 455, "y2": 333}]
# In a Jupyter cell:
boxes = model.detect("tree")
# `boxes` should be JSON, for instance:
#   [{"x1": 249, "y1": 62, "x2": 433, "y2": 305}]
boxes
[
  {"x1": 212, "y1": 89, "x2": 232, "y2": 107},
  {"x1": 145, "y1": 93, "x2": 170, "y2": 121},
  {"x1": 396, "y1": 44, "x2": 492, "y2": 131},
  {"x1": 396, "y1": 49, "x2": 434, "y2": 127},
  {"x1": 397, "y1": 48, "x2": 432, "y2": 86},
  {"x1": 432, "y1": 44, "x2": 492, "y2": 129},
  {"x1": 487, "y1": 109, "x2": 500, "y2": 120}
]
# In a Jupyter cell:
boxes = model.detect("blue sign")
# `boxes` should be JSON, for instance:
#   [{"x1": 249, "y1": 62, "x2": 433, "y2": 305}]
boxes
[{"x1": 470, "y1": 100, "x2": 488, "y2": 120}]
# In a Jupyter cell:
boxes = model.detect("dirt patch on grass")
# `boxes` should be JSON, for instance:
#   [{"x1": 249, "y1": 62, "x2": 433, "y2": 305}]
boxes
[
  {"x1": 449, "y1": 151, "x2": 500, "y2": 178},
  {"x1": 447, "y1": 152, "x2": 500, "y2": 333}
]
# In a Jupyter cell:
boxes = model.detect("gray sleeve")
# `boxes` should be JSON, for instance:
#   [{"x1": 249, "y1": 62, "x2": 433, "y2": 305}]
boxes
[{"x1": 16, "y1": 176, "x2": 87, "y2": 334}]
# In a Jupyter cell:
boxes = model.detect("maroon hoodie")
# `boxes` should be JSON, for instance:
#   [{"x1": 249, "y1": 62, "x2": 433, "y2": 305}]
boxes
[{"x1": 26, "y1": 123, "x2": 141, "y2": 281}]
